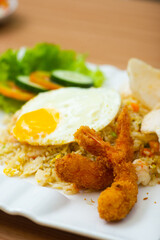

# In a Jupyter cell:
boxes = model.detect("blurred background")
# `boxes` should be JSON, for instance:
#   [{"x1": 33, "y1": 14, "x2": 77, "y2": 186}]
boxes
[{"x1": 0, "y1": 0, "x2": 160, "y2": 68}]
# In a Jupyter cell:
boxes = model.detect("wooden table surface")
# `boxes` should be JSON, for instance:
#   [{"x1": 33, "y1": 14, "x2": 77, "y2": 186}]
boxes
[{"x1": 0, "y1": 0, "x2": 160, "y2": 239}]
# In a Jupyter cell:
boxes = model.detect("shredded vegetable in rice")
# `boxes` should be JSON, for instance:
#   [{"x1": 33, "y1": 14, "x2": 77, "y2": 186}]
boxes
[{"x1": 0, "y1": 96, "x2": 160, "y2": 194}]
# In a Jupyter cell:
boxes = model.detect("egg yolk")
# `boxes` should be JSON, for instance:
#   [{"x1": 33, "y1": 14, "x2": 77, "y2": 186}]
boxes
[{"x1": 13, "y1": 108, "x2": 59, "y2": 142}]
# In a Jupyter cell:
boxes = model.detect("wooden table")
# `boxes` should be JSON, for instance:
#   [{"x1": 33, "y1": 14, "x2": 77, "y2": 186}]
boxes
[{"x1": 0, "y1": 0, "x2": 160, "y2": 239}]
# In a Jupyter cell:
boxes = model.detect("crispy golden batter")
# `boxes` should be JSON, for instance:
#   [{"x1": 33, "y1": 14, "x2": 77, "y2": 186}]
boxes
[
  {"x1": 55, "y1": 106, "x2": 138, "y2": 221},
  {"x1": 74, "y1": 126, "x2": 108, "y2": 157},
  {"x1": 98, "y1": 161, "x2": 138, "y2": 221},
  {"x1": 74, "y1": 106, "x2": 133, "y2": 164},
  {"x1": 55, "y1": 153, "x2": 113, "y2": 190},
  {"x1": 97, "y1": 107, "x2": 138, "y2": 221},
  {"x1": 110, "y1": 105, "x2": 134, "y2": 163}
]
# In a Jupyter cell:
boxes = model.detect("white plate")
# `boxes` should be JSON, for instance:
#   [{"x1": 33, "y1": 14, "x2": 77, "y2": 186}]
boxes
[
  {"x1": 0, "y1": 0, "x2": 18, "y2": 22},
  {"x1": 0, "y1": 64, "x2": 160, "y2": 240}
]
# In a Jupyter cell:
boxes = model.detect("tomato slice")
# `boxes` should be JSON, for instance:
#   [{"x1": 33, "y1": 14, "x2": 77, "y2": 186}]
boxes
[
  {"x1": 0, "y1": 82, "x2": 35, "y2": 101},
  {"x1": 30, "y1": 71, "x2": 62, "y2": 90}
]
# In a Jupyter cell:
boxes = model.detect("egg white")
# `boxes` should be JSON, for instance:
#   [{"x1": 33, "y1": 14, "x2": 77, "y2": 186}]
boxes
[{"x1": 13, "y1": 87, "x2": 121, "y2": 145}]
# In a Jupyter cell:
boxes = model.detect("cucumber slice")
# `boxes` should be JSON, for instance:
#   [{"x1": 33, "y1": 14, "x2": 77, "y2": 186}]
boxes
[
  {"x1": 51, "y1": 70, "x2": 93, "y2": 88},
  {"x1": 16, "y1": 76, "x2": 47, "y2": 93}
]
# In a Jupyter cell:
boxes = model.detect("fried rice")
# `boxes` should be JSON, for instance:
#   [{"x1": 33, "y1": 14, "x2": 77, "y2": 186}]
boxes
[{"x1": 0, "y1": 95, "x2": 160, "y2": 194}]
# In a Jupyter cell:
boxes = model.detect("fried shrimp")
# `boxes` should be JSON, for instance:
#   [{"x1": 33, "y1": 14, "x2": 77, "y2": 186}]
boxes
[
  {"x1": 55, "y1": 106, "x2": 138, "y2": 221},
  {"x1": 74, "y1": 106, "x2": 133, "y2": 163},
  {"x1": 98, "y1": 161, "x2": 138, "y2": 221},
  {"x1": 75, "y1": 107, "x2": 138, "y2": 221},
  {"x1": 55, "y1": 153, "x2": 113, "y2": 190}
]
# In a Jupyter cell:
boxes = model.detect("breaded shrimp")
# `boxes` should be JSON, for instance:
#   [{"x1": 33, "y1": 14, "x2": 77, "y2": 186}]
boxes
[
  {"x1": 75, "y1": 107, "x2": 138, "y2": 221},
  {"x1": 111, "y1": 105, "x2": 134, "y2": 163},
  {"x1": 55, "y1": 153, "x2": 113, "y2": 190},
  {"x1": 98, "y1": 161, "x2": 138, "y2": 221},
  {"x1": 55, "y1": 106, "x2": 138, "y2": 221},
  {"x1": 74, "y1": 106, "x2": 133, "y2": 164}
]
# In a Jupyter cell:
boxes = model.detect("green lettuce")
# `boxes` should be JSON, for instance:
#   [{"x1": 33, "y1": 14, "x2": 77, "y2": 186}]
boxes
[
  {"x1": 0, "y1": 43, "x2": 105, "y2": 113},
  {"x1": 0, "y1": 49, "x2": 20, "y2": 82},
  {"x1": 0, "y1": 95, "x2": 23, "y2": 113}
]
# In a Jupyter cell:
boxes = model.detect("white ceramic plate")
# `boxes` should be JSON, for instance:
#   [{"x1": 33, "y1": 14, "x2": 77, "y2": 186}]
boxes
[
  {"x1": 0, "y1": 0, "x2": 18, "y2": 22},
  {"x1": 0, "y1": 64, "x2": 160, "y2": 240}
]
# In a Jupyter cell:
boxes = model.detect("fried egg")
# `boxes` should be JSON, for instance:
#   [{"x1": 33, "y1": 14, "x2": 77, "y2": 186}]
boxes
[{"x1": 12, "y1": 87, "x2": 121, "y2": 145}]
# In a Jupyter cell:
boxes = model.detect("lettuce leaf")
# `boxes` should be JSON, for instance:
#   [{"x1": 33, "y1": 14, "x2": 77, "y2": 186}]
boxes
[
  {"x1": 0, "y1": 49, "x2": 20, "y2": 82},
  {"x1": 0, "y1": 43, "x2": 105, "y2": 113},
  {"x1": 0, "y1": 95, "x2": 23, "y2": 113}
]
